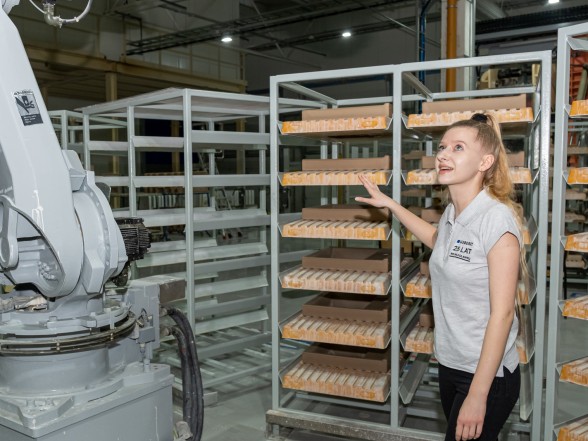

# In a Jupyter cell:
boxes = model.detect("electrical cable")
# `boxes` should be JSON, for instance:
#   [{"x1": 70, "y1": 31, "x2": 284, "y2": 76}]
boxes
[
  {"x1": 165, "y1": 307, "x2": 204, "y2": 441},
  {"x1": 169, "y1": 326, "x2": 195, "y2": 436}
]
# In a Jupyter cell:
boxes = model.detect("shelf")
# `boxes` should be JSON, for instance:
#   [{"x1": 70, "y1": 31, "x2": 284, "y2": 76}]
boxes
[
  {"x1": 554, "y1": 414, "x2": 588, "y2": 441},
  {"x1": 280, "y1": 219, "x2": 391, "y2": 241},
  {"x1": 402, "y1": 323, "x2": 434, "y2": 355},
  {"x1": 399, "y1": 353, "x2": 431, "y2": 405},
  {"x1": 281, "y1": 312, "x2": 390, "y2": 349},
  {"x1": 279, "y1": 265, "x2": 391, "y2": 296},
  {"x1": 279, "y1": 170, "x2": 392, "y2": 186},
  {"x1": 558, "y1": 356, "x2": 588, "y2": 387},
  {"x1": 548, "y1": 189, "x2": 587, "y2": 200},
  {"x1": 281, "y1": 358, "x2": 391, "y2": 403},
  {"x1": 561, "y1": 295, "x2": 588, "y2": 320},
  {"x1": 402, "y1": 167, "x2": 535, "y2": 186},
  {"x1": 517, "y1": 334, "x2": 534, "y2": 365},
  {"x1": 279, "y1": 116, "x2": 392, "y2": 139},
  {"x1": 136, "y1": 242, "x2": 268, "y2": 268},
  {"x1": 566, "y1": 167, "x2": 588, "y2": 184},
  {"x1": 564, "y1": 233, "x2": 588, "y2": 253},
  {"x1": 570, "y1": 100, "x2": 588, "y2": 117},
  {"x1": 406, "y1": 107, "x2": 535, "y2": 136},
  {"x1": 548, "y1": 212, "x2": 586, "y2": 224},
  {"x1": 403, "y1": 273, "x2": 432, "y2": 299}
]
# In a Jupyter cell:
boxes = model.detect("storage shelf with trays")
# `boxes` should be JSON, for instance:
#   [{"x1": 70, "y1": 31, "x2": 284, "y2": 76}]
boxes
[
  {"x1": 269, "y1": 52, "x2": 551, "y2": 441},
  {"x1": 545, "y1": 22, "x2": 588, "y2": 441}
]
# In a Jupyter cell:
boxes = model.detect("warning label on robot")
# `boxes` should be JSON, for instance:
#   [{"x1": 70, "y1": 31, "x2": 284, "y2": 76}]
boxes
[{"x1": 14, "y1": 90, "x2": 43, "y2": 126}]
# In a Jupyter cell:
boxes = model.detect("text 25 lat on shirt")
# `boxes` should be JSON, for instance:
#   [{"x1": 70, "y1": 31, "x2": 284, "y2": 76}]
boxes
[{"x1": 450, "y1": 240, "x2": 473, "y2": 262}]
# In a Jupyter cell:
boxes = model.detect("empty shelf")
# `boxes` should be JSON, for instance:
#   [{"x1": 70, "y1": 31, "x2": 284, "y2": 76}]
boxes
[
  {"x1": 280, "y1": 266, "x2": 391, "y2": 295},
  {"x1": 280, "y1": 170, "x2": 391, "y2": 186},
  {"x1": 280, "y1": 219, "x2": 391, "y2": 240},
  {"x1": 282, "y1": 360, "x2": 390, "y2": 402},
  {"x1": 282, "y1": 312, "x2": 390, "y2": 349}
]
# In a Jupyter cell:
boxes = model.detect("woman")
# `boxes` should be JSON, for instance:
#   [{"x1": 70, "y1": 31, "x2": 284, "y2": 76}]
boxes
[{"x1": 357, "y1": 114, "x2": 522, "y2": 441}]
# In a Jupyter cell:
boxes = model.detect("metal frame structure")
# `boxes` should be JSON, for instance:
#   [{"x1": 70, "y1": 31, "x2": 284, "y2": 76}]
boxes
[
  {"x1": 545, "y1": 22, "x2": 588, "y2": 441},
  {"x1": 73, "y1": 88, "x2": 310, "y2": 395},
  {"x1": 268, "y1": 51, "x2": 551, "y2": 440}
]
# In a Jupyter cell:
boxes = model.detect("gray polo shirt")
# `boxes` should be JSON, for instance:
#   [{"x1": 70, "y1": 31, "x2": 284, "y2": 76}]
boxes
[{"x1": 429, "y1": 189, "x2": 520, "y2": 377}]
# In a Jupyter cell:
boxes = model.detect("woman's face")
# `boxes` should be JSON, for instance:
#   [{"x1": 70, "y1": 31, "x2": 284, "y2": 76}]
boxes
[{"x1": 436, "y1": 126, "x2": 493, "y2": 187}]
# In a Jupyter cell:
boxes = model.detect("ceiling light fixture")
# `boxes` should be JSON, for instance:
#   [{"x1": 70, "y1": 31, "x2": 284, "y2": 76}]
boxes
[
  {"x1": 548, "y1": 0, "x2": 559, "y2": 3},
  {"x1": 221, "y1": 35, "x2": 233, "y2": 43},
  {"x1": 342, "y1": 31, "x2": 352, "y2": 38}
]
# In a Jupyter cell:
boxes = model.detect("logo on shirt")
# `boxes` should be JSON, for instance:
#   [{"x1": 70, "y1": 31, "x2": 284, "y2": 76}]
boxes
[{"x1": 450, "y1": 239, "x2": 473, "y2": 262}]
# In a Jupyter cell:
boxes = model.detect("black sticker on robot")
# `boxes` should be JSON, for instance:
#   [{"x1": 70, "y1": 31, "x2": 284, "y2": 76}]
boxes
[{"x1": 14, "y1": 90, "x2": 43, "y2": 126}]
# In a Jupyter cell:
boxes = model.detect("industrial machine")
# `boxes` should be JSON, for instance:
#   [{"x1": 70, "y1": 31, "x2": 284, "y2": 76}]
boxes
[{"x1": 0, "y1": 2, "x2": 199, "y2": 440}]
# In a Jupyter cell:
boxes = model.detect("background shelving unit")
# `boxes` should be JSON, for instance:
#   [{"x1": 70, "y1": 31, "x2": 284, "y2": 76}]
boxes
[
  {"x1": 73, "y1": 89, "x2": 310, "y2": 402},
  {"x1": 545, "y1": 22, "x2": 588, "y2": 441},
  {"x1": 268, "y1": 52, "x2": 550, "y2": 441}
]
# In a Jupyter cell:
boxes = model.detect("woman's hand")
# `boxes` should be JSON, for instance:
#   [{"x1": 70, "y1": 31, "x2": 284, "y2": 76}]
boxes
[
  {"x1": 355, "y1": 174, "x2": 393, "y2": 209},
  {"x1": 455, "y1": 393, "x2": 486, "y2": 440}
]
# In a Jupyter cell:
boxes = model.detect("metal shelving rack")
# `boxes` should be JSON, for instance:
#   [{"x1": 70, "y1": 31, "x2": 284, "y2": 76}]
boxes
[
  {"x1": 545, "y1": 22, "x2": 588, "y2": 441},
  {"x1": 75, "y1": 88, "x2": 305, "y2": 393},
  {"x1": 268, "y1": 52, "x2": 550, "y2": 441}
]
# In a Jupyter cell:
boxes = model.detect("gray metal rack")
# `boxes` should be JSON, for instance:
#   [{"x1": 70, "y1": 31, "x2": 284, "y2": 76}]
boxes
[
  {"x1": 268, "y1": 52, "x2": 550, "y2": 441},
  {"x1": 545, "y1": 22, "x2": 588, "y2": 441},
  {"x1": 72, "y1": 88, "x2": 307, "y2": 395}
]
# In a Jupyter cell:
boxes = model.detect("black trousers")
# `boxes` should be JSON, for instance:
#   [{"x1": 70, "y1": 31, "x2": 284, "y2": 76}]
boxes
[{"x1": 438, "y1": 364, "x2": 520, "y2": 441}]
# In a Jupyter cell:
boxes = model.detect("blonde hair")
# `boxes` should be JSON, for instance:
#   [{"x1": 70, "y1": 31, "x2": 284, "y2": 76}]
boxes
[{"x1": 445, "y1": 114, "x2": 528, "y2": 305}]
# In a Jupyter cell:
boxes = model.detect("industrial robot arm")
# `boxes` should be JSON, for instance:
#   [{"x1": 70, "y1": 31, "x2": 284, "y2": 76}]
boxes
[{"x1": 0, "y1": 1, "x2": 127, "y2": 303}]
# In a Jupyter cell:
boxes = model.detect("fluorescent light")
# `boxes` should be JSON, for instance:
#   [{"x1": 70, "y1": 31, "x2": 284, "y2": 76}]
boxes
[
  {"x1": 342, "y1": 31, "x2": 352, "y2": 38},
  {"x1": 221, "y1": 35, "x2": 233, "y2": 43},
  {"x1": 548, "y1": 0, "x2": 559, "y2": 3}
]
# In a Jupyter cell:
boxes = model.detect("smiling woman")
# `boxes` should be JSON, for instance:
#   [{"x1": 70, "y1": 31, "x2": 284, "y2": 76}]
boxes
[{"x1": 356, "y1": 113, "x2": 523, "y2": 441}]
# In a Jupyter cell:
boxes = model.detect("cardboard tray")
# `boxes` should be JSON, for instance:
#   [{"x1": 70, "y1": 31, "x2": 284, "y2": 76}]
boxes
[
  {"x1": 301, "y1": 343, "x2": 391, "y2": 373},
  {"x1": 421, "y1": 207, "x2": 444, "y2": 223},
  {"x1": 302, "y1": 103, "x2": 392, "y2": 120},
  {"x1": 302, "y1": 292, "x2": 391, "y2": 323},
  {"x1": 302, "y1": 204, "x2": 390, "y2": 222},
  {"x1": 421, "y1": 94, "x2": 527, "y2": 114},
  {"x1": 302, "y1": 247, "x2": 391, "y2": 273},
  {"x1": 419, "y1": 302, "x2": 435, "y2": 328},
  {"x1": 302, "y1": 155, "x2": 391, "y2": 171}
]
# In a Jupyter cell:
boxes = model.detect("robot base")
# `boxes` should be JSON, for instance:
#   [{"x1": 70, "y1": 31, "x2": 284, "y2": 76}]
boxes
[{"x1": 0, "y1": 362, "x2": 174, "y2": 441}]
